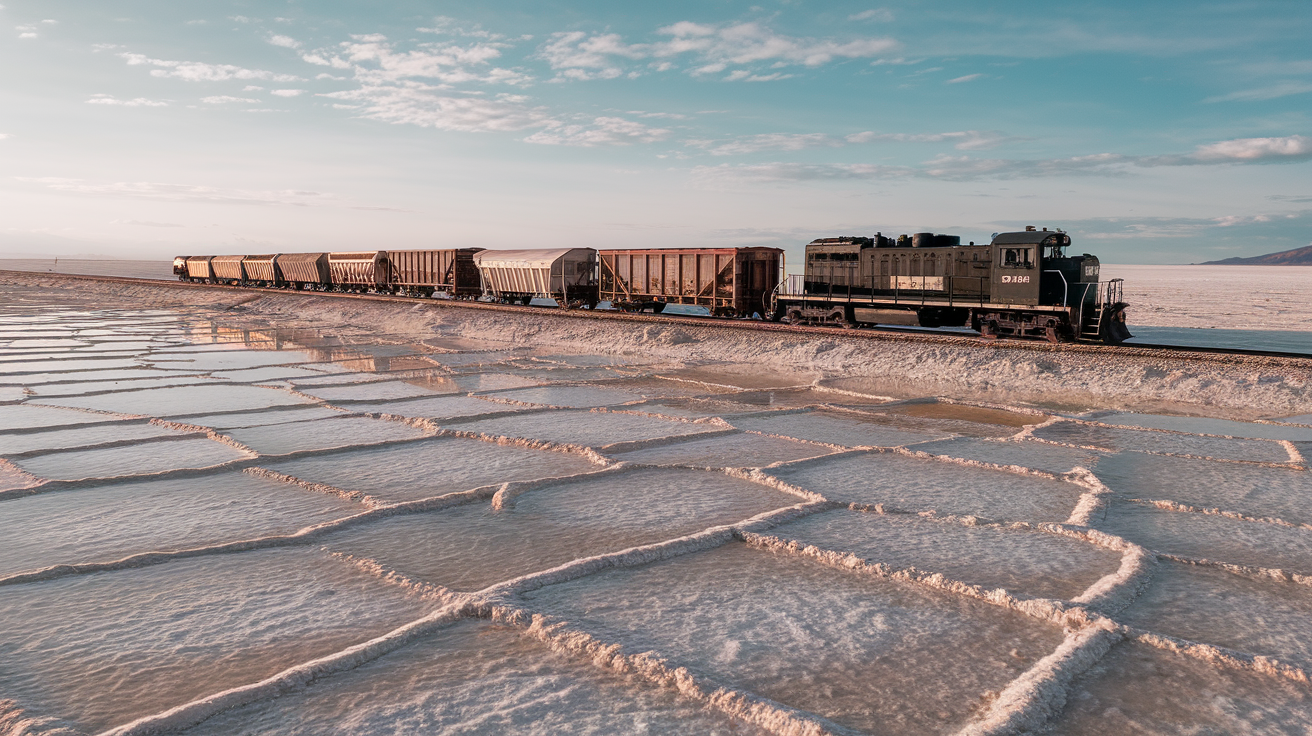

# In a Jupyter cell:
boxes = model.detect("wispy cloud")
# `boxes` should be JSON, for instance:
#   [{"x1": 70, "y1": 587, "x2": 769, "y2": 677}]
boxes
[
  {"x1": 523, "y1": 117, "x2": 670, "y2": 146},
  {"x1": 19, "y1": 178, "x2": 330, "y2": 206},
  {"x1": 321, "y1": 87, "x2": 553, "y2": 132},
  {"x1": 86, "y1": 94, "x2": 169, "y2": 107},
  {"x1": 1204, "y1": 82, "x2": 1312, "y2": 102},
  {"x1": 536, "y1": 21, "x2": 898, "y2": 82},
  {"x1": 271, "y1": 89, "x2": 305, "y2": 97},
  {"x1": 848, "y1": 9, "x2": 894, "y2": 22},
  {"x1": 946, "y1": 73, "x2": 984, "y2": 84},
  {"x1": 110, "y1": 219, "x2": 184, "y2": 227},
  {"x1": 690, "y1": 129, "x2": 1020, "y2": 156},
  {"x1": 120, "y1": 52, "x2": 303, "y2": 82},
  {"x1": 692, "y1": 135, "x2": 1312, "y2": 185},
  {"x1": 268, "y1": 34, "x2": 302, "y2": 49},
  {"x1": 200, "y1": 95, "x2": 259, "y2": 104}
]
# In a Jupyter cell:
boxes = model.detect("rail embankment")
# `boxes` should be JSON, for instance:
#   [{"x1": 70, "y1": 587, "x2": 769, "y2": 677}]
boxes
[{"x1": 4, "y1": 270, "x2": 1310, "y2": 419}]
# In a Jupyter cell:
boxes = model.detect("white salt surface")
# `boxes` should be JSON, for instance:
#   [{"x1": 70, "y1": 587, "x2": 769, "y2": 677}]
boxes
[
  {"x1": 771, "y1": 451, "x2": 1085, "y2": 521},
  {"x1": 1102, "y1": 264, "x2": 1312, "y2": 332},
  {"x1": 0, "y1": 471, "x2": 361, "y2": 577},
  {"x1": 181, "y1": 618, "x2": 756, "y2": 736},
  {"x1": 0, "y1": 548, "x2": 430, "y2": 732},
  {"x1": 5, "y1": 280, "x2": 1312, "y2": 734},
  {"x1": 522, "y1": 543, "x2": 1065, "y2": 735}
]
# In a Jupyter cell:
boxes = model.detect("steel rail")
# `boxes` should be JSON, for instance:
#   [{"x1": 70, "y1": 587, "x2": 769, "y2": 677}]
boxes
[{"x1": 4, "y1": 270, "x2": 1310, "y2": 365}]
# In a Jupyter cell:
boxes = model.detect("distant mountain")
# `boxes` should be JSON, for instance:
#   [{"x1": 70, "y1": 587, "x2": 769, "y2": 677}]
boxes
[{"x1": 1200, "y1": 244, "x2": 1312, "y2": 265}]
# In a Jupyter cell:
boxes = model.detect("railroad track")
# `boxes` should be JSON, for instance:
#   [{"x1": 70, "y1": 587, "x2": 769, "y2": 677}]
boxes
[{"x1": 7, "y1": 270, "x2": 1312, "y2": 366}]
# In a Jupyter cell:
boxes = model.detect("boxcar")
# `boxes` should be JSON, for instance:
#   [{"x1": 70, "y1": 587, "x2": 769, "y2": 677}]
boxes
[
  {"x1": 275, "y1": 253, "x2": 329, "y2": 289},
  {"x1": 210, "y1": 255, "x2": 245, "y2": 283},
  {"x1": 387, "y1": 249, "x2": 484, "y2": 297},
  {"x1": 241, "y1": 254, "x2": 279, "y2": 286},
  {"x1": 599, "y1": 247, "x2": 783, "y2": 317},
  {"x1": 328, "y1": 251, "x2": 388, "y2": 290},
  {"x1": 184, "y1": 256, "x2": 214, "y2": 281},
  {"x1": 473, "y1": 248, "x2": 597, "y2": 306}
]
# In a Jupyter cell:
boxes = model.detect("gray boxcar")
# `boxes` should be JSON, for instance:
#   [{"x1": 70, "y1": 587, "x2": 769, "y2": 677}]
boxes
[{"x1": 386, "y1": 249, "x2": 484, "y2": 297}]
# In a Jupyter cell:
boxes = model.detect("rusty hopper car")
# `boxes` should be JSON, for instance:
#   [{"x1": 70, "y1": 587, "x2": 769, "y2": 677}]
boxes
[
  {"x1": 599, "y1": 247, "x2": 783, "y2": 317},
  {"x1": 473, "y1": 248, "x2": 597, "y2": 306},
  {"x1": 210, "y1": 255, "x2": 245, "y2": 283},
  {"x1": 387, "y1": 249, "x2": 484, "y2": 297},
  {"x1": 241, "y1": 254, "x2": 279, "y2": 286},
  {"x1": 328, "y1": 251, "x2": 388, "y2": 290},
  {"x1": 274, "y1": 253, "x2": 329, "y2": 289},
  {"x1": 775, "y1": 227, "x2": 1130, "y2": 343},
  {"x1": 184, "y1": 256, "x2": 214, "y2": 281}
]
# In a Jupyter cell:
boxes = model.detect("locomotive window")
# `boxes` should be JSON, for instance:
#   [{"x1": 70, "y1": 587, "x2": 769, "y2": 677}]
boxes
[
  {"x1": 811, "y1": 253, "x2": 829, "y2": 261},
  {"x1": 1002, "y1": 248, "x2": 1034, "y2": 268}
]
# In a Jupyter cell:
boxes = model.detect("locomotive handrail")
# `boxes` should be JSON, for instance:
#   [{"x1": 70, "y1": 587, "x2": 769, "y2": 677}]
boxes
[{"x1": 1042, "y1": 270, "x2": 1068, "y2": 306}]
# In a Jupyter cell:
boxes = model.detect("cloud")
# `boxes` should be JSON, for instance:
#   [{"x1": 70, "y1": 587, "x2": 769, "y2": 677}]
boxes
[
  {"x1": 19, "y1": 178, "x2": 330, "y2": 206},
  {"x1": 691, "y1": 135, "x2": 1312, "y2": 185},
  {"x1": 689, "y1": 133, "x2": 842, "y2": 156},
  {"x1": 523, "y1": 117, "x2": 670, "y2": 146},
  {"x1": 268, "y1": 34, "x2": 301, "y2": 49},
  {"x1": 270, "y1": 88, "x2": 304, "y2": 97},
  {"x1": 86, "y1": 94, "x2": 169, "y2": 107},
  {"x1": 0, "y1": 133, "x2": 9, "y2": 140},
  {"x1": 321, "y1": 86, "x2": 554, "y2": 132},
  {"x1": 845, "y1": 130, "x2": 1017, "y2": 150},
  {"x1": 1204, "y1": 82, "x2": 1312, "y2": 102},
  {"x1": 848, "y1": 9, "x2": 894, "y2": 22},
  {"x1": 946, "y1": 73, "x2": 983, "y2": 84},
  {"x1": 16, "y1": 24, "x2": 37, "y2": 38},
  {"x1": 1160, "y1": 135, "x2": 1312, "y2": 164},
  {"x1": 200, "y1": 95, "x2": 259, "y2": 104},
  {"x1": 536, "y1": 21, "x2": 898, "y2": 81},
  {"x1": 307, "y1": 34, "x2": 531, "y2": 86},
  {"x1": 120, "y1": 51, "x2": 303, "y2": 82},
  {"x1": 243, "y1": 85, "x2": 264, "y2": 91}
]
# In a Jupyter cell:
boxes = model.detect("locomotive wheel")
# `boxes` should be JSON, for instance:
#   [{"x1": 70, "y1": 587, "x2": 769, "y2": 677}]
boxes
[{"x1": 786, "y1": 308, "x2": 804, "y2": 325}]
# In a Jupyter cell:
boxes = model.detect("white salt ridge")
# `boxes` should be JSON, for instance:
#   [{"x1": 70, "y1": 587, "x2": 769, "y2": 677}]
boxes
[
  {"x1": 608, "y1": 430, "x2": 840, "y2": 467},
  {"x1": 1094, "y1": 451, "x2": 1312, "y2": 526},
  {"x1": 1119, "y1": 561, "x2": 1312, "y2": 670},
  {"x1": 912, "y1": 436, "x2": 1102, "y2": 475},
  {"x1": 450, "y1": 407, "x2": 719, "y2": 447},
  {"x1": 36, "y1": 384, "x2": 314, "y2": 416},
  {"x1": 11, "y1": 436, "x2": 249, "y2": 482},
  {"x1": 346, "y1": 394, "x2": 525, "y2": 420},
  {"x1": 1100, "y1": 501, "x2": 1312, "y2": 575},
  {"x1": 1051, "y1": 639, "x2": 1312, "y2": 734},
  {"x1": 224, "y1": 416, "x2": 427, "y2": 455},
  {"x1": 175, "y1": 618, "x2": 757, "y2": 736},
  {"x1": 0, "y1": 470, "x2": 362, "y2": 578},
  {"x1": 478, "y1": 384, "x2": 647, "y2": 408},
  {"x1": 1034, "y1": 419, "x2": 1295, "y2": 464},
  {"x1": 769, "y1": 448, "x2": 1086, "y2": 522},
  {"x1": 0, "y1": 421, "x2": 178, "y2": 455},
  {"x1": 0, "y1": 548, "x2": 432, "y2": 733},
  {"x1": 1094, "y1": 411, "x2": 1312, "y2": 442}
]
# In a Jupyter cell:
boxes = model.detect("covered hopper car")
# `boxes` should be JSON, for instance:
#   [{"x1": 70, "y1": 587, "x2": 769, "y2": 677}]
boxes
[{"x1": 473, "y1": 248, "x2": 598, "y2": 307}]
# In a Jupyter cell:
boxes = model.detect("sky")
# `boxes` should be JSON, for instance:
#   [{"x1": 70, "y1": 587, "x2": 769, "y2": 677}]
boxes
[{"x1": 0, "y1": 0, "x2": 1309, "y2": 266}]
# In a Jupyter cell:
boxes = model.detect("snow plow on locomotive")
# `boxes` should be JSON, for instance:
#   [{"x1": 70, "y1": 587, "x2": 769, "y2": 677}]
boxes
[{"x1": 770, "y1": 226, "x2": 1131, "y2": 344}]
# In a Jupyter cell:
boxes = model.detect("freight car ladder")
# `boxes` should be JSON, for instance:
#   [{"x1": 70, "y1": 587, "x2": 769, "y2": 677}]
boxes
[{"x1": 1079, "y1": 279, "x2": 1126, "y2": 342}]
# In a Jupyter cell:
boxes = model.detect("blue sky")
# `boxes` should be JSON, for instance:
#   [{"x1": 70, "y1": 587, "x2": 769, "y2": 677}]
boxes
[{"x1": 1, "y1": 1, "x2": 1309, "y2": 265}]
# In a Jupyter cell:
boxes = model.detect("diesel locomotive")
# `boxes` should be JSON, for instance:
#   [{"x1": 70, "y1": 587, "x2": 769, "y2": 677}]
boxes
[
  {"x1": 773, "y1": 226, "x2": 1131, "y2": 343},
  {"x1": 173, "y1": 226, "x2": 1130, "y2": 343}
]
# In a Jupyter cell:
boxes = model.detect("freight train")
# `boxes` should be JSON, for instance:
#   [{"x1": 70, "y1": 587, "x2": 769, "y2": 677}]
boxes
[{"x1": 173, "y1": 227, "x2": 1130, "y2": 343}]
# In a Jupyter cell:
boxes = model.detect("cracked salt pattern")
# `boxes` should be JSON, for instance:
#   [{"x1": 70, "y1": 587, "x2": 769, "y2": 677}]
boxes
[
  {"x1": 0, "y1": 548, "x2": 430, "y2": 733},
  {"x1": 771, "y1": 510, "x2": 1121, "y2": 600},
  {"x1": 12, "y1": 436, "x2": 249, "y2": 481},
  {"x1": 319, "y1": 468, "x2": 799, "y2": 591},
  {"x1": 1055, "y1": 640, "x2": 1312, "y2": 735},
  {"x1": 4, "y1": 283, "x2": 1312, "y2": 734},
  {"x1": 260, "y1": 437, "x2": 598, "y2": 504},
  {"x1": 0, "y1": 471, "x2": 360, "y2": 577},
  {"x1": 1095, "y1": 452, "x2": 1312, "y2": 526},
  {"x1": 180, "y1": 619, "x2": 758, "y2": 736},
  {"x1": 522, "y1": 543, "x2": 1065, "y2": 735},
  {"x1": 1120, "y1": 562, "x2": 1312, "y2": 668},
  {"x1": 606, "y1": 430, "x2": 838, "y2": 467},
  {"x1": 770, "y1": 451, "x2": 1085, "y2": 521}
]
